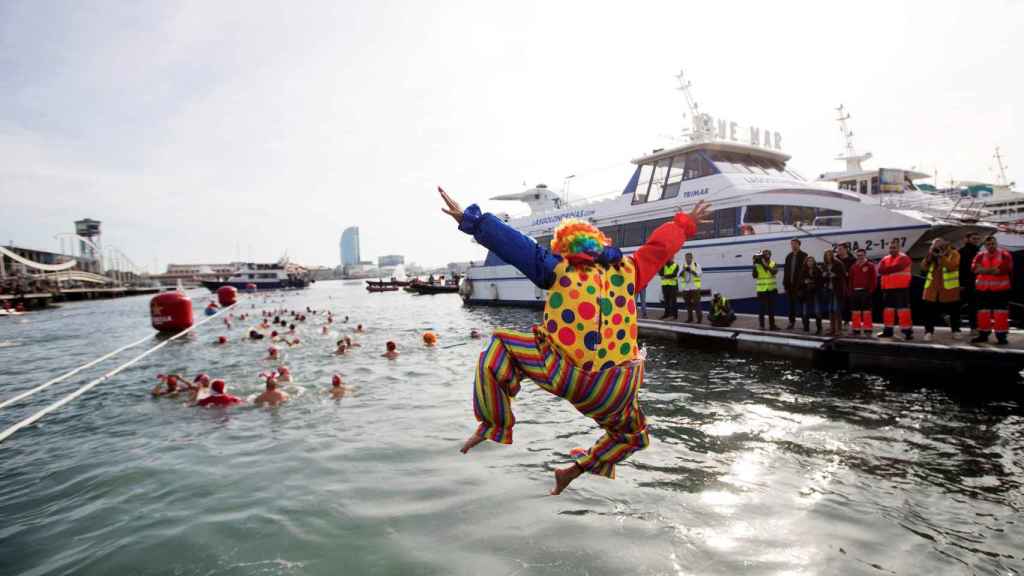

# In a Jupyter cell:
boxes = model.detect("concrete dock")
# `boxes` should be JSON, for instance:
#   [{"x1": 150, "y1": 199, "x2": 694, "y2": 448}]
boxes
[
  {"x1": 1, "y1": 287, "x2": 161, "y2": 309},
  {"x1": 639, "y1": 314, "x2": 1024, "y2": 382}
]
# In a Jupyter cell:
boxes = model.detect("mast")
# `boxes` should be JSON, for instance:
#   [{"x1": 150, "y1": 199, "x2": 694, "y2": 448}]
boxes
[
  {"x1": 835, "y1": 104, "x2": 872, "y2": 172},
  {"x1": 675, "y1": 70, "x2": 713, "y2": 143},
  {"x1": 993, "y1": 146, "x2": 1011, "y2": 186}
]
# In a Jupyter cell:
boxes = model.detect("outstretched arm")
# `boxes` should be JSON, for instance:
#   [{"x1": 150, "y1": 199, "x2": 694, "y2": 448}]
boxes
[
  {"x1": 631, "y1": 201, "x2": 708, "y2": 290},
  {"x1": 440, "y1": 187, "x2": 559, "y2": 289}
]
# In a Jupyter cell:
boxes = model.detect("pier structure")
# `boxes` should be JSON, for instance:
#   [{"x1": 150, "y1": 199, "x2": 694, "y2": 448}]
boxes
[{"x1": 638, "y1": 314, "x2": 1024, "y2": 382}]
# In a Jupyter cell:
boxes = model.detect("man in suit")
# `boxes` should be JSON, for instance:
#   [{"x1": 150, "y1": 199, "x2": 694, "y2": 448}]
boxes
[{"x1": 783, "y1": 238, "x2": 807, "y2": 329}]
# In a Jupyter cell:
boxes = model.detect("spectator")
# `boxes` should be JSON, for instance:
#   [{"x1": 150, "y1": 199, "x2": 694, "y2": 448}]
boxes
[
  {"x1": 783, "y1": 239, "x2": 807, "y2": 329},
  {"x1": 820, "y1": 249, "x2": 848, "y2": 336},
  {"x1": 959, "y1": 232, "x2": 981, "y2": 334},
  {"x1": 799, "y1": 256, "x2": 823, "y2": 334},
  {"x1": 752, "y1": 249, "x2": 779, "y2": 330},
  {"x1": 848, "y1": 248, "x2": 877, "y2": 337},
  {"x1": 680, "y1": 252, "x2": 702, "y2": 323},
  {"x1": 922, "y1": 238, "x2": 962, "y2": 341},
  {"x1": 709, "y1": 293, "x2": 735, "y2": 327}
]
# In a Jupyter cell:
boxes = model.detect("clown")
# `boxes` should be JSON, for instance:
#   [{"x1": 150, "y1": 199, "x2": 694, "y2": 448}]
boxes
[{"x1": 440, "y1": 187, "x2": 708, "y2": 495}]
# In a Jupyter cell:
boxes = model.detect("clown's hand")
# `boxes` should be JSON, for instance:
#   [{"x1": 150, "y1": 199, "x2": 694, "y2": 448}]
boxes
[
  {"x1": 439, "y1": 187, "x2": 463, "y2": 225},
  {"x1": 685, "y1": 200, "x2": 712, "y2": 224}
]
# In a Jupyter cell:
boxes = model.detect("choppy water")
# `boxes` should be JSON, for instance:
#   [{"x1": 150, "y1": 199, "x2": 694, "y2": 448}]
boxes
[{"x1": 0, "y1": 281, "x2": 1022, "y2": 575}]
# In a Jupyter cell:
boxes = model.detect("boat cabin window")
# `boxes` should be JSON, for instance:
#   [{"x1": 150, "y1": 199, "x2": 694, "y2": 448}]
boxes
[
  {"x1": 871, "y1": 176, "x2": 880, "y2": 195},
  {"x1": 743, "y1": 205, "x2": 842, "y2": 228},
  {"x1": 705, "y1": 149, "x2": 789, "y2": 176},
  {"x1": 859, "y1": 180, "x2": 868, "y2": 195},
  {"x1": 610, "y1": 208, "x2": 742, "y2": 246},
  {"x1": 632, "y1": 151, "x2": 719, "y2": 204},
  {"x1": 839, "y1": 180, "x2": 857, "y2": 192}
]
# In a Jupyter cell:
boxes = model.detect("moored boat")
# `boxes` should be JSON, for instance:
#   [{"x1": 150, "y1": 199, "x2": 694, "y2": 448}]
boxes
[{"x1": 201, "y1": 259, "x2": 311, "y2": 292}]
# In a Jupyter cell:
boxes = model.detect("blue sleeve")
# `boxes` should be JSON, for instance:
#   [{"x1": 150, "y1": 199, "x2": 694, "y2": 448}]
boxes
[{"x1": 459, "y1": 204, "x2": 559, "y2": 289}]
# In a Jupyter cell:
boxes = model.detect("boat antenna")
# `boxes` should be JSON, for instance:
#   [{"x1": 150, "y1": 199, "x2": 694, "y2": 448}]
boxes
[
  {"x1": 676, "y1": 69, "x2": 713, "y2": 143},
  {"x1": 993, "y1": 146, "x2": 1013, "y2": 187},
  {"x1": 835, "y1": 104, "x2": 872, "y2": 172}
]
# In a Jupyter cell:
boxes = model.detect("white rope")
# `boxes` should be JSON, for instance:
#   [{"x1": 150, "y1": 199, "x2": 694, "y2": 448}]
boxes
[
  {"x1": 0, "y1": 302, "x2": 238, "y2": 445},
  {"x1": 0, "y1": 333, "x2": 154, "y2": 411}
]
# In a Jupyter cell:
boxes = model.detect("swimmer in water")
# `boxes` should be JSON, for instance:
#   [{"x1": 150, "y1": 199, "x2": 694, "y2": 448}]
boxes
[
  {"x1": 470, "y1": 328, "x2": 482, "y2": 339},
  {"x1": 216, "y1": 336, "x2": 228, "y2": 345},
  {"x1": 423, "y1": 332, "x2": 438, "y2": 347},
  {"x1": 152, "y1": 374, "x2": 185, "y2": 397},
  {"x1": 249, "y1": 329, "x2": 264, "y2": 340},
  {"x1": 355, "y1": 323, "x2": 364, "y2": 333},
  {"x1": 277, "y1": 365, "x2": 292, "y2": 383},
  {"x1": 266, "y1": 346, "x2": 279, "y2": 360},
  {"x1": 196, "y1": 379, "x2": 243, "y2": 407},
  {"x1": 330, "y1": 374, "x2": 347, "y2": 399},
  {"x1": 382, "y1": 341, "x2": 399, "y2": 359},
  {"x1": 321, "y1": 325, "x2": 329, "y2": 335},
  {"x1": 254, "y1": 374, "x2": 289, "y2": 406},
  {"x1": 344, "y1": 335, "x2": 361, "y2": 348},
  {"x1": 335, "y1": 341, "x2": 348, "y2": 355},
  {"x1": 189, "y1": 373, "x2": 212, "y2": 403}
]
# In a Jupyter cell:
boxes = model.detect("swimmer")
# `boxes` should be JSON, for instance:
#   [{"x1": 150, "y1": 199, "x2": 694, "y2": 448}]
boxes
[
  {"x1": 343, "y1": 315, "x2": 349, "y2": 323},
  {"x1": 271, "y1": 330, "x2": 280, "y2": 341},
  {"x1": 382, "y1": 341, "x2": 399, "y2": 359},
  {"x1": 330, "y1": 374, "x2": 347, "y2": 399},
  {"x1": 344, "y1": 335, "x2": 361, "y2": 348},
  {"x1": 277, "y1": 366, "x2": 292, "y2": 382},
  {"x1": 189, "y1": 373, "x2": 212, "y2": 403},
  {"x1": 470, "y1": 328, "x2": 482, "y2": 339},
  {"x1": 196, "y1": 379, "x2": 243, "y2": 407},
  {"x1": 249, "y1": 329, "x2": 264, "y2": 340},
  {"x1": 321, "y1": 325, "x2": 329, "y2": 335},
  {"x1": 216, "y1": 336, "x2": 228, "y2": 345},
  {"x1": 152, "y1": 374, "x2": 185, "y2": 397},
  {"x1": 423, "y1": 332, "x2": 438, "y2": 347},
  {"x1": 355, "y1": 323, "x2": 364, "y2": 333},
  {"x1": 335, "y1": 342, "x2": 348, "y2": 355},
  {"x1": 288, "y1": 323, "x2": 296, "y2": 334},
  {"x1": 267, "y1": 346, "x2": 279, "y2": 360},
  {"x1": 285, "y1": 337, "x2": 301, "y2": 347},
  {"x1": 254, "y1": 374, "x2": 289, "y2": 406},
  {"x1": 223, "y1": 317, "x2": 232, "y2": 329}
]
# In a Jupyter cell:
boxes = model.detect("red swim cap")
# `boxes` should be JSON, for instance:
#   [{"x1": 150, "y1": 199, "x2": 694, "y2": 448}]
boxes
[
  {"x1": 331, "y1": 374, "x2": 342, "y2": 386},
  {"x1": 217, "y1": 336, "x2": 227, "y2": 344},
  {"x1": 211, "y1": 379, "x2": 226, "y2": 393}
]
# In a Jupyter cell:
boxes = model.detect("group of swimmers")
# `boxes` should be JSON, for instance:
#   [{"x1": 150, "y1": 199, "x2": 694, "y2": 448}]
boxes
[{"x1": 153, "y1": 300, "x2": 486, "y2": 409}]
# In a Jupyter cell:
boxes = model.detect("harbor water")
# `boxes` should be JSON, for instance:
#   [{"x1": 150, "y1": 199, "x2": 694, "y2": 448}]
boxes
[{"x1": 0, "y1": 281, "x2": 1021, "y2": 575}]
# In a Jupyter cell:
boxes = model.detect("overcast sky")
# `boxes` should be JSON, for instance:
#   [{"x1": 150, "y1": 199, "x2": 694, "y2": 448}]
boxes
[{"x1": 1, "y1": 0, "x2": 1020, "y2": 271}]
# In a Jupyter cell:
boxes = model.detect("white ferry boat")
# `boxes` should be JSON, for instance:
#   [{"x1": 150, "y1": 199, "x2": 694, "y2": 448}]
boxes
[
  {"x1": 462, "y1": 82, "x2": 991, "y2": 313},
  {"x1": 201, "y1": 260, "x2": 311, "y2": 292}
]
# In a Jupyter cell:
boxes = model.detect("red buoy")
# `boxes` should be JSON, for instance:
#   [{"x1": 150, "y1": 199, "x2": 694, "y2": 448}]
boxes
[
  {"x1": 151, "y1": 291, "x2": 194, "y2": 332},
  {"x1": 217, "y1": 286, "x2": 238, "y2": 307}
]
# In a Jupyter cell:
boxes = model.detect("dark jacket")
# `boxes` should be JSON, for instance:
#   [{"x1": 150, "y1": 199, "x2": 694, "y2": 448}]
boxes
[
  {"x1": 798, "y1": 264, "x2": 821, "y2": 300},
  {"x1": 783, "y1": 250, "x2": 808, "y2": 292},
  {"x1": 820, "y1": 259, "x2": 848, "y2": 296},
  {"x1": 959, "y1": 243, "x2": 980, "y2": 289}
]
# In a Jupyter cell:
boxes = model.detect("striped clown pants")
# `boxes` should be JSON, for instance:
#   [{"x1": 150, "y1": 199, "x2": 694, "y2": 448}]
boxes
[{"x1": 472, "y1": 328, "x2": 649, "y2": 479}]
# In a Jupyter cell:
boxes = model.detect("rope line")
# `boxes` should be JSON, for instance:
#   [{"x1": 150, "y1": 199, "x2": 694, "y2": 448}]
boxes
[
  {"x1": 0, "y1": 334, "x2": 154, "y2": 411},
  {"x1": 0, "y1": 302, "x2": 238, "y2": 445}
]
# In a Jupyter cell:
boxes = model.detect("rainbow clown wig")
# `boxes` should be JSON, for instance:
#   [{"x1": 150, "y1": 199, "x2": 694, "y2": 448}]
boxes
[{"x1": 550, "y1": 219, "x2": 611, "y2": 256}]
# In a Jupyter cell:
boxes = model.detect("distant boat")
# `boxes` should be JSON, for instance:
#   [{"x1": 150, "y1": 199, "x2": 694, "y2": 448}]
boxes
[
  {"x1": 202, "y1": 259, "x2": 311, "y2": 292},
  {"x1": 366, "y1": 284, "x2": 399, "y2": 293},
  {"x1": 407, "y1": 280, "x2": 460, "y2": 295}
]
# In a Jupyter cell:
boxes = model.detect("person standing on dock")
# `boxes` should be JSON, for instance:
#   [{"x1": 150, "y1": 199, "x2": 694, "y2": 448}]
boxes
[
  {"x1": 834, "y1": 244, "x2": 856, "y2": 332},
  {"x1": 821, "y1": 249, "x2": 848, "y2": 337},
  {"x1": 848, "y1": 248, "x2": 877, "y2": 337},
  {"x1": 799, "y1": 256, "x2": 823, "y2": 334},
  {"x1": 921, "y1": 239, "x2": 961, "y2": 341},
  {"x1": 783, "y1": 239, "x2": 807, "y2": 329},
  {"x1": 680, "y1": 252, "x2": 702, "y2": 323},
  {"x1": 959, "y1": 233, "x2": 981, "y2": 334},
  {"x1": 441, "y1": 187, "x2": 708, "y2": 495},
  {"x1": 753, "y1": 250, "x2": 780, "y2": 330},
  {"x1": 659, "y1": 259, "x2": 680, "y2": 319},
  {"x1": 877, "y1": 242, "x2": 914, "y2": 340},
  {"x1": 971, "y1": 236, "x2": 1013, "y2": 345}
]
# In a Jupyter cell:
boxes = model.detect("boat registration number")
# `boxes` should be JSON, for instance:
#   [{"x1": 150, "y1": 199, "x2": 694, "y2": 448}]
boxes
[{"x1": 836, "y1": 236, "x2": 908, "y2": 252}]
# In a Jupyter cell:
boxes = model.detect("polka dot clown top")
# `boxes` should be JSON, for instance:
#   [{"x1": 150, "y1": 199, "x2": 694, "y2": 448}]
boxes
[{"x1": 458, "y1": 205, "x2": 697, "y2": 372}]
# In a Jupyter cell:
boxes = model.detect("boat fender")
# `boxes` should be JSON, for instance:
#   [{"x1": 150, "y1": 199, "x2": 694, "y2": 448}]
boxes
[{"x1": 151, "y1": 291, "x2": 194, "y2": 332}]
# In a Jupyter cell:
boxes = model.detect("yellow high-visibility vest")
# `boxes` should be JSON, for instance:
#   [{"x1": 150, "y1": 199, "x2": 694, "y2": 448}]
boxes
[
  {"x1": 660, "y1": 262, "x2": 679, "y2": 287},
  {"x1": 755, "y1": 261, "x2": 777, "y2": 293}
]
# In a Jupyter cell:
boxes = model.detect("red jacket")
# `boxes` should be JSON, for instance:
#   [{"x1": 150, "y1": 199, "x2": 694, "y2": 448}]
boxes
[
  {"x1": 877, "y1": 253, "x2": 912, "y2": 290},
  {"x1": 972, "y1": 249, "x2": 1013, "y2": 292},
  {"x1": 848, "y1": 260, "x2": 877, "y2": 293}
]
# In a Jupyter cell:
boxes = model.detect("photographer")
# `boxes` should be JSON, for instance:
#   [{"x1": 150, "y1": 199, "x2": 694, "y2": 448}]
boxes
[
  {"x1": 922, "y1": 238, "x2": 961, "y2": 341},
  {"x1": 751, "y1": 249, "x2": 779, "y2": 330}
]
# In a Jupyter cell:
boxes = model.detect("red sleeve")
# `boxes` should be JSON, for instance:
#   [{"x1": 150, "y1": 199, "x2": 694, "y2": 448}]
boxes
[{"x1": 630, "y1": 213, "x2": 697, "y2": 290}]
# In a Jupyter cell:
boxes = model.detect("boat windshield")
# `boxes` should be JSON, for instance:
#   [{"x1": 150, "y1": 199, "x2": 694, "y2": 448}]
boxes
[{"x1": 705, "y1": 150, "x2": 801, "y2": 179}]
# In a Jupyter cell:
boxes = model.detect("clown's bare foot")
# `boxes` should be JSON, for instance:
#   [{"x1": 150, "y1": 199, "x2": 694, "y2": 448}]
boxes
[
  {"x1": 550, "y1": 463, "x2": 584, "y2": 496},
  {"x1": 460, "y1": 433, "x2": 485, "y2": 454}
]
